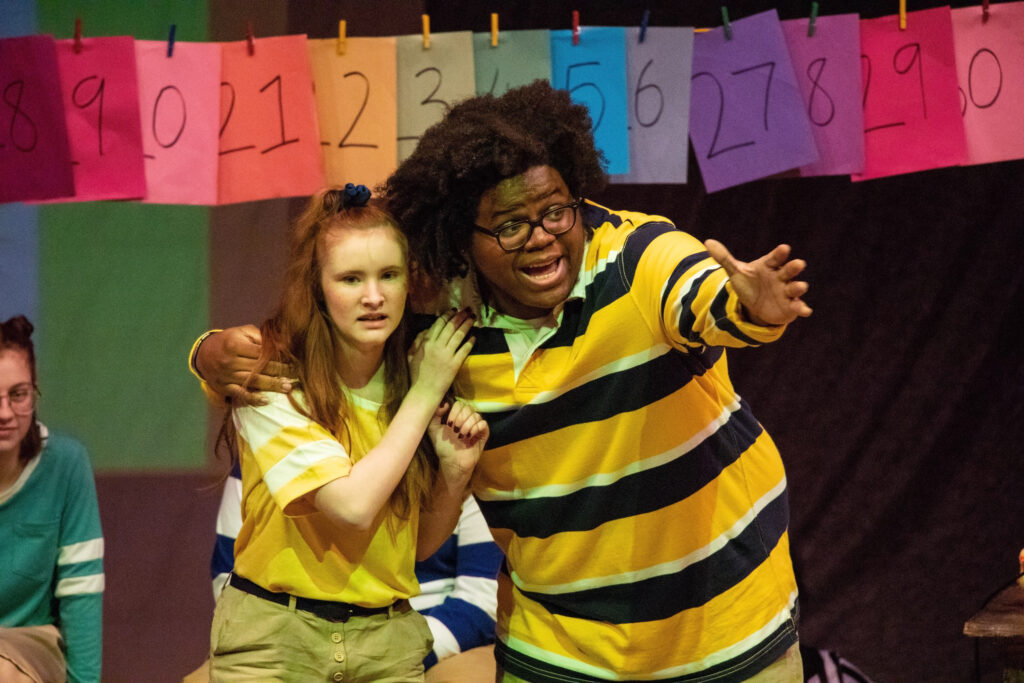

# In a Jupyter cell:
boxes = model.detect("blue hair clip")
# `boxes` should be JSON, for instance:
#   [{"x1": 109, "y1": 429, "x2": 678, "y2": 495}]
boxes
[{"x1": 342, "y1": 183, "x2": 371, "y2": 207}]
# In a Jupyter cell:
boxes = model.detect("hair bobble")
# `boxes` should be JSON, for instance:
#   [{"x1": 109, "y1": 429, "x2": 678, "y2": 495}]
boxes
[{"x1": 342, "y1": 183, "x2": 371, "y2": 208}]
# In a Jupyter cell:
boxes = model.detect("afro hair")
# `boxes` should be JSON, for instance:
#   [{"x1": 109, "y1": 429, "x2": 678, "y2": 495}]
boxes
[{"x1": 385, "y1": 80, "x2": 607, "y2": 283}]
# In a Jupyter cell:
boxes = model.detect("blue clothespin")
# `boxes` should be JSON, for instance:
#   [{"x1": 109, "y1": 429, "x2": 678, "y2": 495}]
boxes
[
  {"x1": 639, "y1": 9, "x2": 650, "y2": 43},
  {"x1": 721, "y1": 6, "x2": 732, "y2": 41},
  {"x1": 808, "y1": 2, "x2": 819, "y2": 37},
  {"x1": 167, "y1": 24, "x2": 176, "y2": 57}
]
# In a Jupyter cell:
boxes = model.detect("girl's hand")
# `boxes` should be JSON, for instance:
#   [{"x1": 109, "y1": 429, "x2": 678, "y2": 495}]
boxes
[
  {"x1": 408, "y1": 309, "x2": 475, "y2": 395},
  {"x1": 428, "y1": 400, "x2": 488, "y2": 480}
]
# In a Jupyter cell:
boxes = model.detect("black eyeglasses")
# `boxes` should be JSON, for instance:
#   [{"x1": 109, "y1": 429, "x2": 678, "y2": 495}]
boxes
[
  {"x1": 473, "y1": 200, "x2": 581, "y2": 252},
  {"x1": 0, "y1": 384, "x2": 38, "y2": 416}
]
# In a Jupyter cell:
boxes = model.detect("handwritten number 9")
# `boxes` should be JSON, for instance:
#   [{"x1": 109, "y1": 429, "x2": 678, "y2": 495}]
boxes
[
  {"x1": 566, "y1": 62, "x2": 606, "y2": 130},
  {"x1": 893, "y1": 43, "x2": 925, "y2": 118},
  {"x1": 634, "y1": 60, "x2": 664, "y2": 128},
  {"x1": 2, "y1": 80, "x2": 38, "y2": 152},
  {"x1": 72, "y1": 76, "x2": 105, "y2": 155}
]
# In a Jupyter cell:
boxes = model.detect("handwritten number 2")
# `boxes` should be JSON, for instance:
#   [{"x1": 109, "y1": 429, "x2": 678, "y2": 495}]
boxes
[
  {"x1": 691, "y1": 72, "x2": 754, "y2": 159},
  {"x1": 338, "y1": 71, "x2": 377, "y2": 149}
]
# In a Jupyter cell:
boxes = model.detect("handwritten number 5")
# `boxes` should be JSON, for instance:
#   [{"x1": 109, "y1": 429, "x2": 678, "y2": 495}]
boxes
[{"x1": 566, "y1": 62, "x2": 606, "y2": 130}]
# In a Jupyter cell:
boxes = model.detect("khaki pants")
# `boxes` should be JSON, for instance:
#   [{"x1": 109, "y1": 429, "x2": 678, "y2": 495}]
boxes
[
  {"x1": 211, "y1": 584, "x2": 432, "y2": 683},
  {"x1": 0, "y1": 624, "x2": 66, "y2": 683}
]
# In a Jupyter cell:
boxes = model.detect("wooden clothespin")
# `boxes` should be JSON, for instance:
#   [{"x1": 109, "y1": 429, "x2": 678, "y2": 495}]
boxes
[
  {"x1": 491, "y1": 13, "x2": 499, "y2": 47},
  {"x1": 73, "y1": 17, "x2": 83, "y2": 54},
  {"x1": 337, "y1": 20, "x2": 347, "y2": 55},
  {"x1": 899, "y1": 0, "x2": 907, "y2": 31},
  {"x1": 247, "y1": 21, "x2": 255, "y2": 56},
  {"x1": 422, "y1": 14, "x2": 430, "y2": 49},
  {"x1": 808, "y1": 2, "x2": 819, "y2": 37}
]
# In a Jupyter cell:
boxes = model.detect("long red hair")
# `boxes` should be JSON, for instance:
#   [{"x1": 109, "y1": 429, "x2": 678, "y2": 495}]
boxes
[{"x1": 219, "y1": 188, "x2": 436, "y2": 525}]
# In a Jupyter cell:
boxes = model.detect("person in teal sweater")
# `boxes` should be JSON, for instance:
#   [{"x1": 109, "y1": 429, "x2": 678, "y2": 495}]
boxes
[{"x1": 0, "y1": 315, "x2": 105, "y2": 683}]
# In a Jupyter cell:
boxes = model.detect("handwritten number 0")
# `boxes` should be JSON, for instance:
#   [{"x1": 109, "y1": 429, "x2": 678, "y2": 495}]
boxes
[{"x1": 152, "y1": 85, "x2": 187, "y2": 149}]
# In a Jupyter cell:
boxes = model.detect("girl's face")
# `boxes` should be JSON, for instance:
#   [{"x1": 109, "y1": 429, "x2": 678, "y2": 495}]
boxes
[
  {"x1": 0, "y1": 349, "x2": 34, "y2": 461},
  {"x1": 319, "y1": 222, "x2": 408, "y2": 359}
]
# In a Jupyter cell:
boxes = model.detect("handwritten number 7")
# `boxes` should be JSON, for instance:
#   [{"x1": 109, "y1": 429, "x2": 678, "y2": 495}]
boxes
[{"x1": 731, "y1": 61, "x2": 775, "y2": 131}]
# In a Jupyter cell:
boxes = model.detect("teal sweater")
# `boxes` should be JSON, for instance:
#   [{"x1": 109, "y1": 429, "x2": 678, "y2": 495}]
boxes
[{"x1": 0, "y1": 428, "x2": 104, "y2": 683}]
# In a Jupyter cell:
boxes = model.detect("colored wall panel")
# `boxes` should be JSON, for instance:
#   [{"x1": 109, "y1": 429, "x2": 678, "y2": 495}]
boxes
[{"x1": 37, "y1": 203, "x2": 209, "y2": 470}]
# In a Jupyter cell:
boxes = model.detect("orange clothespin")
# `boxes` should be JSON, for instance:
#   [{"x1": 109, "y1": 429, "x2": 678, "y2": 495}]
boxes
[
  {"x1": 337, "y1": 20, "x2": 347, "y2": 55},
  {"x1": 899, "y1": 0, "x2": 907, "y2": 30},
  {"x1": 572, "y1": 10, "x2": 580, "y2": 46},
  {"x1": 491, "y1": 13, "x2": 499, "y2": 47},
  {"x1": 73, "y1": 17, "x2": 83, "y2": 54},
  {"x1": 247, "y1": 21, "x2": 255, "y2": 56},
  {"x1": 422, "y1": 14, "x2": 430, "y2": 49}
]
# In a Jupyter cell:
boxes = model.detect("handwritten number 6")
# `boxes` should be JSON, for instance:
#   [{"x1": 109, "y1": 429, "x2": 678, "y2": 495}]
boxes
[{"x1": 634, "y1": 60, "x2": 664, "y2": 128}]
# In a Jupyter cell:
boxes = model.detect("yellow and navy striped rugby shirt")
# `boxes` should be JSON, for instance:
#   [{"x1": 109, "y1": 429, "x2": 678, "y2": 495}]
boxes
[
  {"x1": 458, "y1": 201, "x2": 799, "y2": 681},
  {"x1": 231, "y1": 387, "x2": 420, "y2": 607}
]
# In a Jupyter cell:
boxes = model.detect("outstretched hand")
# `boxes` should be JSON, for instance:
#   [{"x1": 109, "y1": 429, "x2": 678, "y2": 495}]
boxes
[
  {"x1": 194, "y1": 325, "x2": 294, "y2": 405},
  {"x1": 704, "y1": 239, "x2": 812, "y2": 327}
]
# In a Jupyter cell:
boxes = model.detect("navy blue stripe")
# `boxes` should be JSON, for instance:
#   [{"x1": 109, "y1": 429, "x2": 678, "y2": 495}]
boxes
[
  {"x1": 619, "y1": 221, "x2": 677, "y2": 285},
  {"x1": 513, "y1": 488, "x2": 789, "y2": 624},
  {"x1": 582, "y1": 202, "x2": 623, "y2": 230},
  {"x1": 211, "y1": 534, "x2": 235, "y2": 578},
  {"x1": 496, "y1": 617, "x2": 797, "y2": 682},
  {"x1": 478, "y1": 399, "x2": 761, "y2": 538},
  {"x1": 709, "y1": 286, "x2": 761, "y2": 346},
  {"x1": 483, "y1": 346, "x2": 722, "y2": 450},
  {"x1": 664, "y1": 253, "x2": 717, "y2": 347}
]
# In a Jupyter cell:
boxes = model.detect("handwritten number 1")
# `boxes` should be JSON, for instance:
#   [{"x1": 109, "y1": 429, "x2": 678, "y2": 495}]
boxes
[{"x1": 260, "y1": 75, "x2": 298, "y2": 154}]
